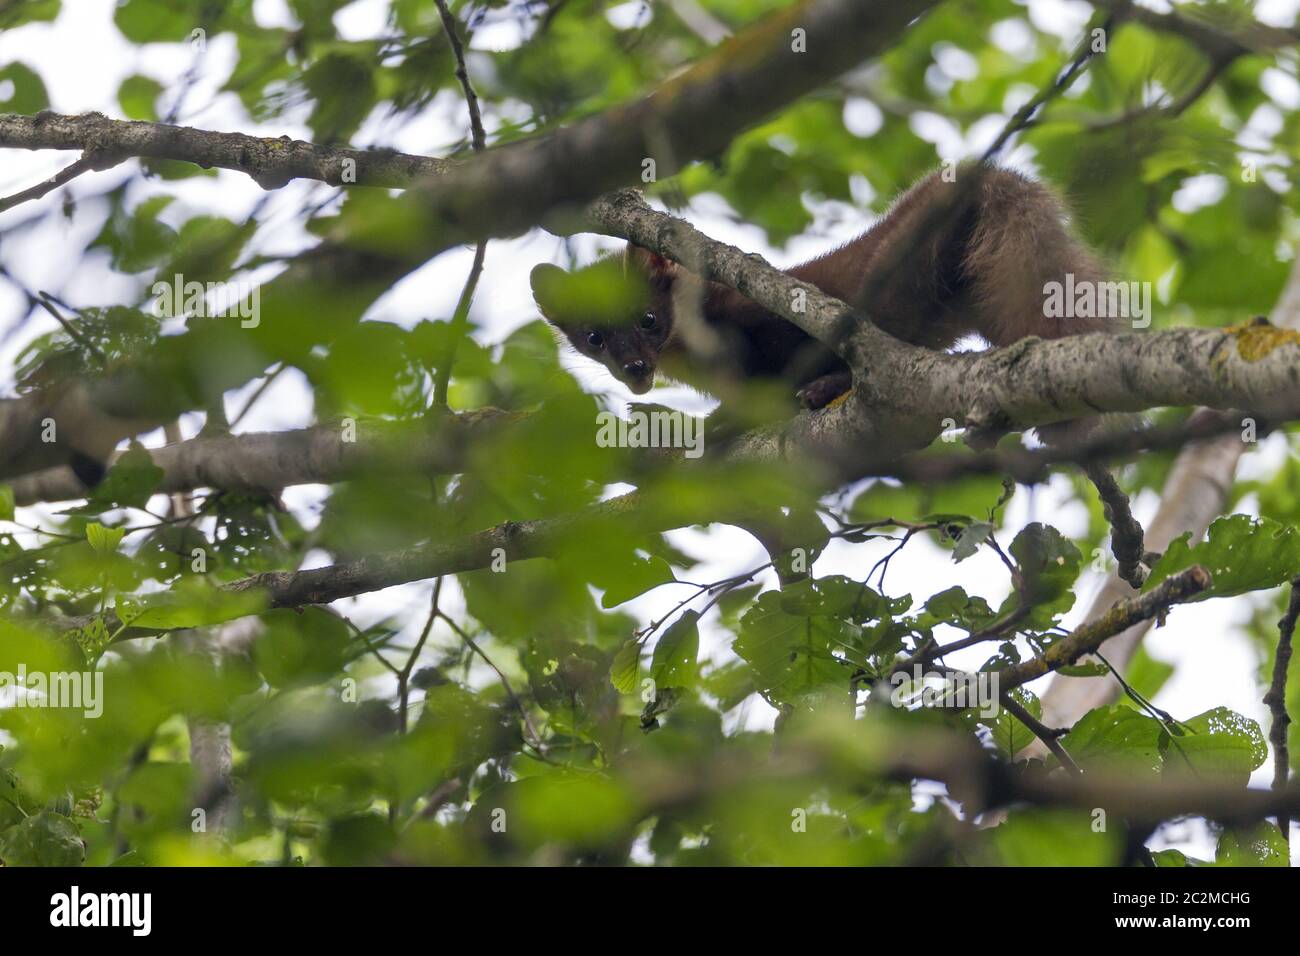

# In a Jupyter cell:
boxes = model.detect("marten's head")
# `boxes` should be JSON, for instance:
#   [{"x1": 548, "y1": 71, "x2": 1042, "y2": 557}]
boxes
[{"x1": 530, "y1": 246, "x2": 677, "y2": 395}]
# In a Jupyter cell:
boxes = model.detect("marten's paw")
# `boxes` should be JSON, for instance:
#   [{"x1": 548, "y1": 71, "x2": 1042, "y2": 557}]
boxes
[{"x1": 797, "y1": 371, "x2": 853, "y2": 410}]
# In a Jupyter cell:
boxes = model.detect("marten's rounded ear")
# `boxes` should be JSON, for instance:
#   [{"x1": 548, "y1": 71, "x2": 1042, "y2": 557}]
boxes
[
  {"x1": 624, "y1": 244, "x2": 677, "y2": 282},
  {"x1": 530, "y1": 263, "x2": 565, "y2": 311}
]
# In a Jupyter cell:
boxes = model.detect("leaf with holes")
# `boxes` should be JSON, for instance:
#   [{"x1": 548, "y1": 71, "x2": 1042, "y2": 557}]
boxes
[{"x1": 1145, "y1": 514, "x2": 1300, "y2": 600}]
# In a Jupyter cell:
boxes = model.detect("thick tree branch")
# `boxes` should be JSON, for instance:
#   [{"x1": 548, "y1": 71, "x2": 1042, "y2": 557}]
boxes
[
  {"x1": 0, "y1": 0, "x2": 940, "y2": 481},
  {"x1": 2, "y1": 3, "x2": 1287, "y2": 201},
  {"x1": 588, "y1": 190, "x2": 1300, "y2": 467},
  {"x1": 0, "y1": 111, "x2": 454, "y2": 190},
  {"x1": 4, "y1": 399, "x2": 1257, "y2": 509},
  {"x1": 6, "y1": 211, "x2": 1297, "y2": 648},
  {"x1": 6, "y1": 410, "x2": 522, "y2": 506},
  {"x1": 387, "y1": 0, "x2": 941, "y2": 249},
  {"x1": 639, "y1": 724, "x2": 1300, "y2": 829}
]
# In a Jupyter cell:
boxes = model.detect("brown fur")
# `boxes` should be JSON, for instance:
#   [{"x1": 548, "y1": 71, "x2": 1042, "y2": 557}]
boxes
[{"x1": 531, "y1": 165, "x2": 1113, "y2": 408}]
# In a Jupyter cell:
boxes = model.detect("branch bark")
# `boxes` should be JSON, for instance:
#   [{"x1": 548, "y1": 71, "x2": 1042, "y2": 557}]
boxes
[
  {"x1": 1267, "y1": 579, "x2": 1299, "y2": 840},
  {"x1": 1035, "y1": 254, "x2": 1300, "y2": 739},
  {"x1": 0, "y1": 111, "x2": 454, "y2": 189},
  {"x1": 997, "y1": 566, "x2": 1212, "y2": 692},
  {"x1": 0, "y1": 0, "x2": 941, "y2": 482},
  {"x1": 587, "y1": 189, "x2": 1300, "y2": 466},
  {"x1": 638, "y1": 723, "x2": 1300, "y2": 829},
  {"x1": 6, "y1": 410, "x2": 522, "y2": 506}
]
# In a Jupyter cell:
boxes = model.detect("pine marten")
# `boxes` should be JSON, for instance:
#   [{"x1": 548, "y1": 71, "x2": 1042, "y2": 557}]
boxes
[{"x1": 531, "y1": 166, "x2": 1113, "y2": 411}]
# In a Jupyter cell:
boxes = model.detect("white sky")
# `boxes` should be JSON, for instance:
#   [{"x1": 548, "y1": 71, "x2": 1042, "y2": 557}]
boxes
[{"x1": 2, "y1": 0, "x2": 1298, "y2": 862}]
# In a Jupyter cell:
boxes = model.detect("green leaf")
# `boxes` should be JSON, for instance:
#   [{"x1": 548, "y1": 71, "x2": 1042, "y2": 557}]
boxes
[
  {"x1": 117, "y1": 580, "x2": 265, "y2": 631},
  {"x1": 254, "y1": 607, "x2": 352, "y2": 688},
  {"x1": 650, "y1": 611, "x2": 699, "y2": 690},
  {"x1": 88, "y1": 444, "x2": 165, "y2": 510},
  {"x1": 92, "y1": 194, "x2": 178, "y2": 273},
  {"x1": 849, "y1": 474, "x2": 1012, "y2": 526},
  {"x1": 0, "y1": 812, "x2": 84, "y2": 867},
  {"x1": 981, "y1": 688, "x2": 1040, "y2": 757},
  {"x1": 1125, "y1": 647, "x2": 1174, "y2": 701},
  {"x1": 70, "y1": 615, "x2": 113, "y2": 663},
  {"x1": 1162, "y1": 707, "x2": 1266, "y2": 783},
  {"x1": 1145, "y1": 515, "x2": 1300, "y2": 600},
  {"x1": 114, "y1": 0, "x2": 196, "y2": 43},
  {"x1": 598, "y1": 556, "x2": 675, "y2": 608},
  {"x1": 1062, "y1": 705, "x2": 1164, "y2": 777},
  {"x1": 1056, "y1": 662, "x2": 1108, "y2": 678},
  {"x1": 921, "y1": 586, "x2": 996, "y2": 632},
  {"x1": 700, "y1": 659, "x2": 756, "y2": 712},
  {"x1": 1215, "y1": 823, "x2": 1288, "y2": 866},
  {"x1": 0, "y1": 0, "x2": 59, "y2": 28},
  {"x1": 0, "y1": 485, "x2": 14, "y2": 522},
  {"x1": 117, "y1": 73, "x2": 163, "y2": 121},
  {"x1": 735, "y1": 590, "x2": 852, "y2": 706},
  {"x1": 85, "y1": 522, "x2": 125, "y2": 556},
  {"x1": 951, "y1": 521, "x2": 993, "y2": 563},
  {"x1": 505, "y1": 773, "x2": 636, "y2": 847},
  {"x1": 1003, "y1": 523, "x2": 1081, "y2": 628},
  {"x1": 992, "y1": 810, "x2": 1121, "y2": 866},
  {"x1": 609, "y1": 640, "x2": 639, "y2": 694},
  {"x1": 0, "y1": 63, "x2": 50, "y2": 114}
]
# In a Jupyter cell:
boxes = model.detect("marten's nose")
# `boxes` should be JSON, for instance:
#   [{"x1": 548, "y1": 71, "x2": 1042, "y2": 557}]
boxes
[{"x1": 624, "y1": 360, "x2": 648, "y2": 379}]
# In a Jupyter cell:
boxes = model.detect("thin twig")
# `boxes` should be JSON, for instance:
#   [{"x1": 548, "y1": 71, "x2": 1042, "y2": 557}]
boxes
[
  {"x1": 433, "y1": 0, "x2": 486, "y2": 153},
  {"x1": 892, "y1": 604, "x2": 1030, "y2": 679},
  {"x1": 432, "y1": 241, "x2": 487, "y2": 406},
  {"x1": 1266, "y1": 578, "x2": 1300, "y2": 842},
  {"x1": 229, "y1": 363, "x2": 286, "y2": 428},
  {"x1": 0, "y1": 153, "x2": 115, "y2": 213},
  {"x1": 1000, "y1": 691, "x2": 1082, "y2": 776},
  {"x1": 979, "y1": 12, "x2": 1115, "y2": 161},
  {"x1": 34, "y1": 293, "x2": 107, "y2": 364},
  {"x1": 431, "y1": 0, "x2": 489, "y2": 408},
  {"x1": 438, "y1": 610, "x2": 542, "y2": 747},
  {"x1": 398, "y1": 580, "x2": 443, "y2": 734},
  {"x1": 1088, "y1": 56, "x2": 1230, "y2": 131},
  {"x1": 405, "y1": 777, "x2": 464, "y2": 831}
]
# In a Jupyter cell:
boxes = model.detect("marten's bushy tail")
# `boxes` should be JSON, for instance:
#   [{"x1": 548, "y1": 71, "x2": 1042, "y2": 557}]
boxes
[{"x1": 963, "y1": 166, "x2": 1115, "y2": 345}]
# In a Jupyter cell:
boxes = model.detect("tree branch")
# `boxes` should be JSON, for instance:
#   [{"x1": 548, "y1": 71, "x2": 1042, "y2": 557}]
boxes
[
  {"x1": 587, "y1": 190, "x2": 1300, "y2": 468},
  {"x1": 3, "y1": 397, "x2": 1258, "y2": 509},
  {"x1": 1267, "y1": 578, "x2": 1299, "y2": 841},
  {"x1": 1082, "y1": 460, "x2": 1149, "y2": 589},
  {"x1": 0, "y1": 111, "x2": 453, "y2": 190},
  {"x1": 0, "y1": 0, "x2": 942, "y2": 481},
  {"x1": 6, "y1": 410, "x2": 523, "y2": 505},
  {"x1": 1090, "y1": 0, "x2": 1299, "y2": 63},
  {"x1": 997, "y1": 566, "x2": 1212, "y2": 692},
  {"x1": 1036, "y1": 256, "x2": 1300, "y2": 740},
  {"x1": 636, "y1": 723, "x2": 1300, "y2": 829},
  {"x1": 0, "y1": 150, "x2": 123, "y2": 212},
  {"x1": 999, "y1": 691, "x2": 1082, "y2": 776}
]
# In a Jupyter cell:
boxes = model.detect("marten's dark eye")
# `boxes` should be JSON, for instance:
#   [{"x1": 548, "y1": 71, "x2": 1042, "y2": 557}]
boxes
[
  {"x1": 639, "y1": 311, "x2": 657, "y2": 330},
  {"x1": 586, "y1": 331, "x2": 605, "y2": 349}
]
